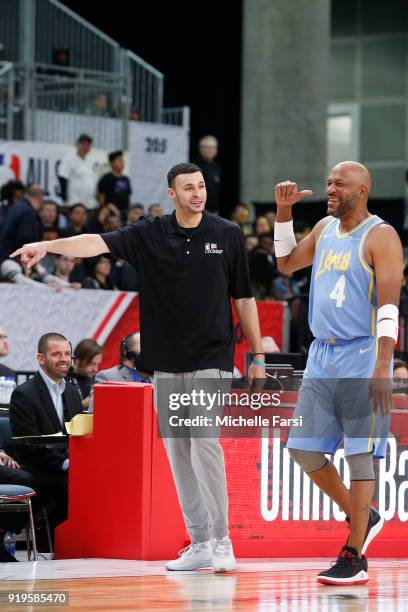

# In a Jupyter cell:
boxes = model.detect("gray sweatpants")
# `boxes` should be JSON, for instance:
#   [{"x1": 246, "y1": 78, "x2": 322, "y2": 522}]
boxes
[{"x1": 153, "y1": 369, "x2": 232, "y2": 543}]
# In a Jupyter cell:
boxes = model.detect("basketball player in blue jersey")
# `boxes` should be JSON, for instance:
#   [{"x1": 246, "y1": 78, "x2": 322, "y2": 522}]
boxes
[{"x1": 274, "y1": 161, "x2": 403, "y2": 585}]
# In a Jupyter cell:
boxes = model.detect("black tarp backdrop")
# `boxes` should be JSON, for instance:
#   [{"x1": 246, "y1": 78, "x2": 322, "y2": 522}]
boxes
[{"x1": 61, "y1": 0, "x2": 243, "y2": 219}]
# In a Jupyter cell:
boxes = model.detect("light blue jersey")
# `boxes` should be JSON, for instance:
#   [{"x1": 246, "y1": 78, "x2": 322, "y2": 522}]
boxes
[
  {"x1": 287, "y1": 214, "x2": 390, "y2": 458},
  {"x1": 309, "y1": 215, "x2": 384, "y2": 341}
]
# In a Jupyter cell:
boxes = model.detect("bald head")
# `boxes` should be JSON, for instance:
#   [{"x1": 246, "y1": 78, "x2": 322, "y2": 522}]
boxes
[
  {"x1": 332, "y1": 161, "x2": 371, "y2": 195},
  {"x1": 326, "y1": 161, "x2": 372, "y2": 219}
]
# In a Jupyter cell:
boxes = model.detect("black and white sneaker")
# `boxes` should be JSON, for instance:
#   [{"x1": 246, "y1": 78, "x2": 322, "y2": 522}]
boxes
[
  {"x1": 346, "y1": 507, "x2": 384, "y2": 554},
  {"x1": 317, "y1": 546, "x2": 368, "y2": 586}
]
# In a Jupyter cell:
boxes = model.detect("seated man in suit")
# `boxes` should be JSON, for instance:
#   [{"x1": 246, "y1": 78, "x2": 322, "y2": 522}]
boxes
[
  {"x1": 88, "y1": 332, "x2": 152, "y2": 412},
  {"x1": 0, "y1": 326, "x2": 15, "y2": 379},
  {"x1": 9, "y1": 333, "x2": 82, "y2": 534}
]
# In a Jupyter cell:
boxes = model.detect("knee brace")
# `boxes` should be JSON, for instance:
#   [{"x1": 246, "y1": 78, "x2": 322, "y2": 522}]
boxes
[
  {"x1": 288, "y1": 448, "x2": 327, "y2": 473},
  {"x1": 345, "y1": 452, "x2": 375, "y2": 481}
]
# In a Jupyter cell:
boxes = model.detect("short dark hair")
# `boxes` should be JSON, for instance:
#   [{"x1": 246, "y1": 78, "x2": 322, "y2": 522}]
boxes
[
  {"x1": 129, "y1": 203, "x2": 144, "y2": 211},
  {"x1": 42, "y1": 199, "x2": 59, "y2": 209},
  {"x1": 74, "y1": 338, "x2": 103, "y2": 365},
  {"x1": 108, "y1": 150, "x2": 123, "y2": 163},
  {"x1": 77, "y1": 134, "x2": 92, "y2": 144},
  {"x1": 69, "y1": 203, "x2": 87, "y2": 213},
  {"x1": 38, "y1": 333, "x2": 70, "y2": 354},
  {"x1": 167, "y1": 163, "x2": 202, "y2": 188}
]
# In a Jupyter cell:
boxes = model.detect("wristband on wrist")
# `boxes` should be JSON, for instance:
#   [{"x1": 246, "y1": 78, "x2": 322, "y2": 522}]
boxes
[
  {"x1": 252, "y1": 359, "x2": 266, "y2": 367},
  {"x1": 274, "y1": 220, "x2": 297, "y2": 257}
]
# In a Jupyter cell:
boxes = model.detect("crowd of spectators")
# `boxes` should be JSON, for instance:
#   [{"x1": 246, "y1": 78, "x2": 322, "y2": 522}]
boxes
[{"x1": 0, "y1": 135, "x2": 164, "y2": 293}]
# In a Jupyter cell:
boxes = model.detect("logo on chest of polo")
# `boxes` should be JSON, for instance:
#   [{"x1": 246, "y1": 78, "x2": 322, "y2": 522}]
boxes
[
  {"x1": 205, "y1": 243, "x2": 224, "y2": 254},
  {"x1": 315, "y1": 248, "x2": 352, "y2": 278}
]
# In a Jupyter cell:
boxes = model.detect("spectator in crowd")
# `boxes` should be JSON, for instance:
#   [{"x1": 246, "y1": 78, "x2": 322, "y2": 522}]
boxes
[
  {"x1": 193, "y1": 135, "x2": 221, "y2": 214},
  {"x1": 111, "y1": 259, "x2": 139, "y2": 291},
  {"x1": 254, "y1": 215, "x2": 272, "y2": 236},
  {"x1": 0, "y1": 258, "x2": 71, "y2": 290},
  {"x1": 0, "y1": 180, "x2": 25, "y2": 222},
  {"x1": 93, "y1": 93, "x2": 109, "y2": 117},
  {"x1": 147, "y1": 203, "x2": 164, "y2": 217},
  {"x1": 265, "y1": 210, "x2": 276, "y2": 231},
  {"x1": 97, "y1": 151, "x2": 132, "y2": 215},
  {"x1": 61, "y1": 203, "x2": 88, "y2": 237},
  {"x1": 0, "y1": 184, "x2": 43, "y2": 265},
  {"x1": 70, "y1": 338, "x2": 103, "y2": 409},
  {"x1": 82, "y1": 256, "x2": 117, "y2": 290},
  {"x1": 126, "y1": 203, "x2": 144, "y2": 224},
  {"x1": 244, "y1": 234, "x2": 259, "y2": 253},
  {"x1": 103, "y1": 215, "x2": 122, "y2": 232},
  {"x1": 393, "y1": 358, "x2": 408, "y2": 393},
  {"x1": 99, "y1": 332, "x2": 151, "y2": 382},
  {"x1": 86, "y1": 203, "x2": 121, "y2": 234},
  {"x1": 9, "y1": 333, "x2": 82, "y2": 537},
  {"x1": 0, "y1": 325, "x2": 14, "y2": 378},
  {"x1": 53, "y1": 255, "x2": 82, "y2": 289},
  {"x1": 58, "y1": 134, "x2": 96, "y2": 210},
  {"x1": 38, "y1": 200, "x2": 59, "y2": 231},
  {"x1": 89, "y1": 332, "x2": 151, "y2": 411},
  {"x1": 1, "y1": 181, "x2": 25, "y2": 207},
  {"x1": 249, "y1": 233, "x2": 277, "y2": 299},
  {"x1": 231, "y1": 203, "x2": 252, "y2": 236}
]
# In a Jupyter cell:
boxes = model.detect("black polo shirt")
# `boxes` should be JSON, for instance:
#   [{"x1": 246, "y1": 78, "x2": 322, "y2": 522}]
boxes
[{"x1": 101, "y1": 211, "x2": 253, "y2": 373}]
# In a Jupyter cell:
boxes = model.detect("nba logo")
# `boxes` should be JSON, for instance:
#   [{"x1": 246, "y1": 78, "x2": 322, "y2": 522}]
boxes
[{"x1": 205, "y1": 243, "x2": 211, "y2": 253}]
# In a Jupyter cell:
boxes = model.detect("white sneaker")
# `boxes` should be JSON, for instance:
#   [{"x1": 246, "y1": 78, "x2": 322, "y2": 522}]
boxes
[
  {"x1": 165, "y1": 541, "x2": 212, "y2": 571},
  {"x1": 212, "y1": 536, "x2": 237, "y2": 572}
]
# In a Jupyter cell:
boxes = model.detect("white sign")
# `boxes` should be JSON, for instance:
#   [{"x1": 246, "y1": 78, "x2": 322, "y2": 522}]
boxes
[{"x1": 129, "y1": 122, "x2": 189, "y2": 213}]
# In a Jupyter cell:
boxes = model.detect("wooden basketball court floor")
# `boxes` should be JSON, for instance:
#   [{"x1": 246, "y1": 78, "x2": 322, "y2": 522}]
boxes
[{"x1": 1, "y1": 557, "x2": 408, "y2": 610}]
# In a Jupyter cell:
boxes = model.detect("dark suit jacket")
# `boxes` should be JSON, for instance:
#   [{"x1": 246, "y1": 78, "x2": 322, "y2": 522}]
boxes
[
  {"x1": 0, "y1": 363, "x2": 15, "y2": 379},
  {"x1": 0, "y1": 198, "x2": 41, "y2": 264},
  {"x1": 9, "y1": 372, "x2": 82, "y2": 472}
]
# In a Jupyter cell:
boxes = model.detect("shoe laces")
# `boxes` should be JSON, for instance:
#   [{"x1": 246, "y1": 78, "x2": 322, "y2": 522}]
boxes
[
  {"x1": 177, "y1": 542, "x2": 208, "y2": 558},
  {"x1": 213, "y1": 537, "x2": 231, "y2": 557},
  {"x1": 330, "y1": 548, "x2": 356, "y2": 568}
]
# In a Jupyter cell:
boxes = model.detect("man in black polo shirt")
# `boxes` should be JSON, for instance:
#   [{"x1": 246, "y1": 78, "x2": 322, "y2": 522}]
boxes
[{"x1": 11, "y1": 163, "x2": 266, "y2": 572}]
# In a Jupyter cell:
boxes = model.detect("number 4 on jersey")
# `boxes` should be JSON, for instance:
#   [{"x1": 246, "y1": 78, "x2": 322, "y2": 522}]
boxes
[{"x1": 329, "y1": 274, "x2": 346, "y2": 307}]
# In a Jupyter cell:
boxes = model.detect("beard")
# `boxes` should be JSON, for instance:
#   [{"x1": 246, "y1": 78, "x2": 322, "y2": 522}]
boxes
[{"x1": 328, "y1": 194, "x2": 359, "y2": 218}]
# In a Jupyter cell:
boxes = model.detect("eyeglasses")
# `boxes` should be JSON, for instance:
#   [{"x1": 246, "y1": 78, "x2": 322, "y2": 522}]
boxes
[{"x1": 0, "y1": 335, "x2": 7, "y2": 340}]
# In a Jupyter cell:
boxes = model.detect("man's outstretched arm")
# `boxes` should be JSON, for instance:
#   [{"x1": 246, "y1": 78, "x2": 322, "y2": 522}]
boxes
[{"x1": 11, "y1": 234, "x2": 110, "y2": 268}]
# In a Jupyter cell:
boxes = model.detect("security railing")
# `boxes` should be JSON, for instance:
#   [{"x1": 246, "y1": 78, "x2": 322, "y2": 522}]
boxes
[
  {"x1": 0, "y1": 63, "x2": 15, "y2": 140},
  {"x1": 0, "y1": 0, "x2": 190, "y2": 144},
  {"x1": 162, "y1": 106, "x2": 191, "y2": 128}
]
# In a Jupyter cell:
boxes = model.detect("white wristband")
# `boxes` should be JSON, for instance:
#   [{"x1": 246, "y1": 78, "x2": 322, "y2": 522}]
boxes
[
  {"x1": 377, "y1": 304, "x2": 399, "y2": 342},
  {"x1": 274, "y1": 220, "x2": 297, "y2": 257},
  {"x1": 377, "y1": 319, "x2": 398, "y2": 342},
  {"x1": 377, "y1": 304, "x2": 399, "y2": 323}
]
